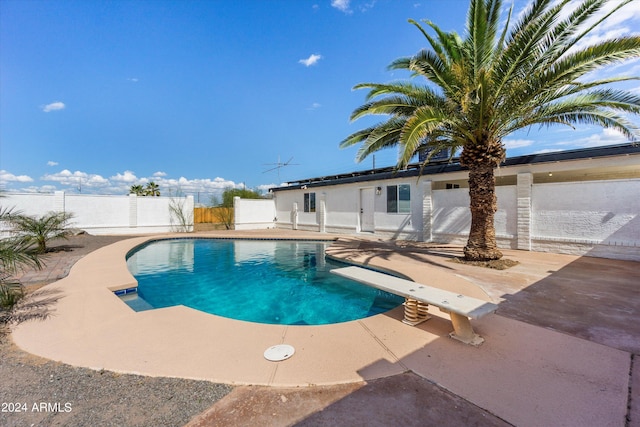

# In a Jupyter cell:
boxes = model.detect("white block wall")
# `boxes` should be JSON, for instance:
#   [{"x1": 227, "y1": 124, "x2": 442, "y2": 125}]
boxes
[
  {"x1": 531, "y1": 179, "x2": 639, "y2": 259},
  {"x1": 2, "y1": 192, "x2": 194, "y2": 235},
  {"x1": 233, "y1": 198, "x2": 276, "y2": 230},
  {"x1": 431, "y1": 186, "x2": 517, "y2": 247}
]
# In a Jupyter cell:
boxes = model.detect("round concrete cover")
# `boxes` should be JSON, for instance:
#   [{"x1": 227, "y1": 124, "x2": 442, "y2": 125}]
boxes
[{"x1": 264, "y1": 344, "x2": 295, "y2": 361}]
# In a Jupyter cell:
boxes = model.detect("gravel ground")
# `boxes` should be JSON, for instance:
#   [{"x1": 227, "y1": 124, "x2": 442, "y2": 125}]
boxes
[{"x1": 1, "y1": 234, "x2": 233, "y2": 427}]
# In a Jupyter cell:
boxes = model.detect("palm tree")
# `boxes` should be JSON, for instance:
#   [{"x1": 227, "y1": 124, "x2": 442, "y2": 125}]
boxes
[
  {"x1": 0, "y1": 205, "x2": 41, "y2": 311},
  {"x1": 341, "y1": 0, "x2": 640, "y2": 261},
  {"x1": 8, "y1": 211, "x2": 74, "y2": 254},
  {"x1": 129, "y1": 184, "x2": 145, "y2": 196},
  {"x1": 144, "y1": 182, "x2": 161, "y2": 197}
]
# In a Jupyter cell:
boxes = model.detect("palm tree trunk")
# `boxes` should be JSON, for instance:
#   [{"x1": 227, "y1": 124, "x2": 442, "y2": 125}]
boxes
[{"x1": 464, "y1": 162, "x2": 503, "y2": 261}]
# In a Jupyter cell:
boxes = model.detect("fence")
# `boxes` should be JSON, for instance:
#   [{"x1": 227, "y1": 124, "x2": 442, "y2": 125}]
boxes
[
  {"x1": 194, "y1": 207, "x2": 232, "y2": 224},
  {"x1": 233, "y1": 197, "x2": 276, "y2": 230},
  {"x1": 2, "y1": 192, "x2": 194, "y2": 235}
]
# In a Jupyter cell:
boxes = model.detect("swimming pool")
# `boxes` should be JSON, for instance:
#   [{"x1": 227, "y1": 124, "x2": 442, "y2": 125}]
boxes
[{"x1": 124, "y1": 239, "x2": 403, "y2": 325}]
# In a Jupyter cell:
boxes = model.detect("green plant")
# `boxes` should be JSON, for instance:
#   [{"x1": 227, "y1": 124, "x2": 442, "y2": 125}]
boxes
[
  {"x1": 211, "y1": 188, "x2": 264, "y2": 230},
  {"x1": 341, "y1": 0, "x2": 640, "y2": 261},
  {"x1": 145, "y1": 181, "x2": 161, "y2": 196},
  {"x1": 0, "y1": 204, "x2": 42, "y2": 315},
  {"x1": 8, "y1": 211, "x2": 75, "y2": 253},
  {"x1": 129, "y1": 184, "x2": 145, "y2": 196},
  {"x1": 0, "y1": 279, "x2": 24, "y2": 310}
]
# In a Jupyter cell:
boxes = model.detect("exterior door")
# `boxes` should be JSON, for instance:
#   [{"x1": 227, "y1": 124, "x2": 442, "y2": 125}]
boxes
[{"x1": 360, "y1": 188, "x2": 375, "y2": 232}]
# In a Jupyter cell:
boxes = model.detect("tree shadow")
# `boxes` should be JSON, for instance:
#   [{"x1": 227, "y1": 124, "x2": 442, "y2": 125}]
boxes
[
  {"x1": 327, "y1": 238, "x2": 463, "y2": 272},
  {"x1": 1, "y1": 288, "x2": 63, "y2": 326}
]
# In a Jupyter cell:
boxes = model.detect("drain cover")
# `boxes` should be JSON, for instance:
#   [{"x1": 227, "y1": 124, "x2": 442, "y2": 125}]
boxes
[{"x1": 264, "y1": 344, "x2": 295, "y2": 361}]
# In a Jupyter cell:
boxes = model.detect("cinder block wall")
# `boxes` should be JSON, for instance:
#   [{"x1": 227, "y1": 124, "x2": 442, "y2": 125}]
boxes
[{"x1": 2, "y1": 192, "x2": 194, "y2": 235}]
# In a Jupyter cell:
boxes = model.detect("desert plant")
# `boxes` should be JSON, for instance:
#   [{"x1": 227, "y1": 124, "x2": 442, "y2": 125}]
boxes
[
  {"x1": 8, "y1": 211, "x2": 74, "y2": 253},
  {"x1": 0, "y1": 204, "x2": 42, "y2": 314},
  {"x1": 168, "y1": 189, "x2": 193, "y2": 232}
]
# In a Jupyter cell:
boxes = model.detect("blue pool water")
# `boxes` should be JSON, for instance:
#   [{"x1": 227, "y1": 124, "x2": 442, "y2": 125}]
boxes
[{"x1": 125, "y1": 239, "x2": 403, "y2": 325}]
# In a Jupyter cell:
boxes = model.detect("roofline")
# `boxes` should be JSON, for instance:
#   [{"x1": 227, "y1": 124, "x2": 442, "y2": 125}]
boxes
[{"x1": 270, "y1": 142, "x2": 640, "y2": 192}]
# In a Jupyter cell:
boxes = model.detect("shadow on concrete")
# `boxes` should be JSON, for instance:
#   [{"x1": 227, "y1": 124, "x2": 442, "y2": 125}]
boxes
[
  {"x1": 327, "y1": 238, "x2": 462, "y2": 271},
  {"x1": 294, "y1": 372, "x2": 510, "y2": 427},
  {"x1": 496, "y1": 254, "x2": 640, "y2": 354},
  {"x1": 1, "y1": 288, "x2": 63, "y2": 327}
]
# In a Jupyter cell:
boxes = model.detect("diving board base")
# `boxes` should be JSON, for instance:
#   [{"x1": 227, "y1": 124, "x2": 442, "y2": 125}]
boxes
[
  {"x1": 447, "y1": 310, "x2": 485, "y2": 346},
  {"x1": 402, "y1": 298, "x2": 432, "y2": 326}
]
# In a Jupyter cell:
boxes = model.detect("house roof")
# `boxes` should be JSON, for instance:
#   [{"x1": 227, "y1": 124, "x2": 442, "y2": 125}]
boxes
[{"x1": 271, "y1": 143, "x2": 640, "y2": 192}]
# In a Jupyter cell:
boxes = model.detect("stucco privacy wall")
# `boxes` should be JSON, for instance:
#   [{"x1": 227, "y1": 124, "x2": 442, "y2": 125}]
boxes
[
  {"x1": 531, "y1": 179, "x2": 640, "y2": 259},
  {"x1": 233, "y1": 197, "x2": 276, "y2": 230},
  {"x1": 2, "y1": 192, "x2": 194, "y2": 235},
  {"x1": 430, "y1": 185, "x2": 517, "y2": 247}
]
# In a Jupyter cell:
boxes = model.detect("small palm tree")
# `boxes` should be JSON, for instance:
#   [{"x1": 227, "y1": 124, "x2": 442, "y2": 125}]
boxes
[
  {"x1": 9, "y1": 211, "x2": 74, "y2": 254},
  {"x1": 0, "y1": 205, "x2": 42, "y2": 312},
  {"x1": 129, "y1": 184, "x2": 145, "y2": 196},
  {"x1": 342, "y1": 0, "x2": 640, "y2": 260},
  {"x1": 144, "y1": 182, "x2": 161, "y2": 197}
]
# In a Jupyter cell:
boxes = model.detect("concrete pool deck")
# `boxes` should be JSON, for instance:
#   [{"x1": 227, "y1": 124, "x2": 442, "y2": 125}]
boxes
[{"x1": 10, "y1": 230, "x2": 639, "y2": 427}]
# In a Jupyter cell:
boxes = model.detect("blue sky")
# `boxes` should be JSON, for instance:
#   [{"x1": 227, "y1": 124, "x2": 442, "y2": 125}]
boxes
[{"x1": 1, "y1": 0, "x2": 639, "y2": 200}]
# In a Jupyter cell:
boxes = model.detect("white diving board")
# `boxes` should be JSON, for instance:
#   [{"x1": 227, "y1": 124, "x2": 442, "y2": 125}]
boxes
[{"x1": 331, "y1": 266, "x2": 498, "y2": 346}]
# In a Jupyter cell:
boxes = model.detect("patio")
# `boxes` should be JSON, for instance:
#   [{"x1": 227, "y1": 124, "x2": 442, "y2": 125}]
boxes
[{"x1": 9, "y1": 230, "x2": 639, "y2": 426}]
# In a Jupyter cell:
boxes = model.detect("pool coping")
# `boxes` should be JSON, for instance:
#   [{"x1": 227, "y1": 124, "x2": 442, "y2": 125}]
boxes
[{"x1": 11, "y1": 230, "x2": 632, "y2": 427}]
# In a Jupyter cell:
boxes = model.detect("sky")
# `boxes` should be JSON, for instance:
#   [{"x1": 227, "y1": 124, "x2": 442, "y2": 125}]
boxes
[{"x1": 1, "y1": 0, "x2": 639, "y2": 202}]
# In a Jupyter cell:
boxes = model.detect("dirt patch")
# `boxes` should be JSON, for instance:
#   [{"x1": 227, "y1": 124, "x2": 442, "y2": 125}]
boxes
[
  {"x1": 450, "y1": 257, "x2": 520, "y2": 270},
  {"x1": 0, "y1": 331, "x2": 232, "y2": 427}
]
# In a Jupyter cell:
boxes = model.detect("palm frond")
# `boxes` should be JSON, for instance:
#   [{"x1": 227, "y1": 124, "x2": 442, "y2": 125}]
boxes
[
  {"x1": 493, "y1": 0, "x2": 567, "y2": 98},
  {"x1": 342, "y1": 0, "x2": 640, "y2": 168},
  {"x1": 398, "y1": 108, "x2": 452, "y2": 167}
]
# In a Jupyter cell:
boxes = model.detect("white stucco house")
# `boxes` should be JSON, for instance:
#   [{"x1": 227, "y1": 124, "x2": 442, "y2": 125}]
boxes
[{"x1": 258, "y1": 143, "x2": 640, "y2": 261}]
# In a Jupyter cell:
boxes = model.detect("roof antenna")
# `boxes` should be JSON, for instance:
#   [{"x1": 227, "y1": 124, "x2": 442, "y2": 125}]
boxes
[{"x1": 263, "y1": 156, "x2": 299, "y2": 183}]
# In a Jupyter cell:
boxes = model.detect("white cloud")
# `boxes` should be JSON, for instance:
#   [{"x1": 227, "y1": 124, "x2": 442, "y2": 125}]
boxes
[
  {"x1": 3, "y1": 166, "x2": 273, "y2": 197},
  {"x1": 504, "y1": 138, "x2": 534, "y2": 149},
  {"x1": 42, "y1": 101, "x2": 65, "y2": 112},
  {"x1": 127, "y1": 77, "x2": 139, "y2": 83},
  {"x1": 331, "y1": 0, "x2": 351, "y2": 13},
  {"x1": 358, "y1": 1, "x2": 376, "y2": 12},
  {"x1": 299, "y1": 54, "x2": 323, "y2": 67},
  {"x1": 42, "y1": 170, "x2": 109, "y2": 188},
  {"x1": 565, "y1": 128, "x2": 629, "y2": 148},
  {"x1": 547, "y1": 0, "x2": 640, "y2": 53},
  {"x1": 0, "y1": 170, "x2": 34, "y2": 183},
  {"x1": 307, "y1": 102, "x2": 322, "y2": 110},
  {"x1": 47, "y1": 161, "x2": 59, "y2": 166},
  {"x1": 110, "y1": 170, "x2": 139, "y2": 183},
  {"x1": 154, "y1": 176, "x2": 239, "y2": 193}
]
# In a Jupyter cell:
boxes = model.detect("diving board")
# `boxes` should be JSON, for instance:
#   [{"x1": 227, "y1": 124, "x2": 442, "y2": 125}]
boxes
[{"x1": 331, "y1": 266, "x2": 498, "y2": 346}]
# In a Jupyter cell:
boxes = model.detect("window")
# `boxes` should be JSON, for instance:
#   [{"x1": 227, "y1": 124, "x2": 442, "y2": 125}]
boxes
[
  {"x1": 304, "y1": 192, "x2": 316, "y2": 212},
  {"x1": 386, "y1": 184, "x2": 410, "y2": 213},
  {"x1": 446, "y1": 183, "x2": 460, "y2": 189}
]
